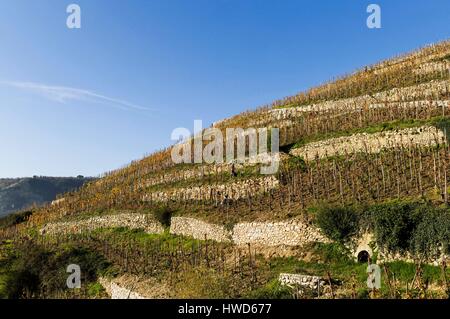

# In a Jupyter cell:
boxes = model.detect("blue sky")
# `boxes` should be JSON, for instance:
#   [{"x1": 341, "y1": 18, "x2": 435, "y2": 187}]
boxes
[{"x1": 0, "y1": 0, "x2": 449, "y2": 178}]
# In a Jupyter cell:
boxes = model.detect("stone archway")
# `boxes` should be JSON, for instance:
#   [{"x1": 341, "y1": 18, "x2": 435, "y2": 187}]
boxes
[
  {"x1": 357, "y1": 250, "x2": 370, "y2": 263},
  {"x1": 352, "y1": 232, "x2": 375, "y2": 263}
]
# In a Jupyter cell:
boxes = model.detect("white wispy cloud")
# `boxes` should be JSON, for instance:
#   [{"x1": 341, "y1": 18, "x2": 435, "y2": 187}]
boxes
[{"x1": 1, "y1": 81, "x2": 151, "y2": 111}]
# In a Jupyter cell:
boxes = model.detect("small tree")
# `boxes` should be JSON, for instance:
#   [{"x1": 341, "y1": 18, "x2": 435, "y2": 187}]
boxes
[{"x1": 316, "y1": 205, "x2": 359, "y2": 243}]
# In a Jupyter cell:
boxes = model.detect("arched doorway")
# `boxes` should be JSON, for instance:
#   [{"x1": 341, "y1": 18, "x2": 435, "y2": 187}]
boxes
[{"x1": 357, "y1": 250, "x2": 370, "y2": 263}]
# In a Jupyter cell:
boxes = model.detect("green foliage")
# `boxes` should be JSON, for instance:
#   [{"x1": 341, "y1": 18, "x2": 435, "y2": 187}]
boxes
[
  {"x1": 284, "y1": 156, "x2": 307, "y2": 172},
  {"x1": 92, "y1": 227, "x2": 212, "y2": 252},
  {"x1": 364, "y1": 201, "x2": 450, "y2": 259},
  {"x1": 385, "y1": 261, "x2": 443, "y2": 283},
  {"x1": 410, "y1": 206, "x2": 450, "y2": 259},
  {"x1": 0, "y1": 241, "x2": 110, "y2": 299},
  {"x1": 173, "y1": 267, "x2": 240, "y2": 298},
  {"x1": 246, "y1": 279, "x2": 292, "y2": 299},
  {"x1": 315, "y1": 205, "x2": 359, "y2": 243},
  {"x1": 312, "y1": 242, "x2": 353, "y2": 264},
  {"x1": 432, "y1": 117, "x2": 450, "y2": 143},
  {"x1": 152, "y1": 206, "x2": 173, "y2": 228},
  {"x1": 364, "y1": 202, "x2": 422, "y2": 254},
  {"x1": 314, "y1": 201, "x2": 450, "y2": 260},
  {"x1": 87, "y1": 282, "x2": 106, "y2": 298}
]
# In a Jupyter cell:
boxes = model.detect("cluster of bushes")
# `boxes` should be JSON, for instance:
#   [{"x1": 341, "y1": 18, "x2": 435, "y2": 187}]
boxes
[
  {"x1": 0, "y1": 241, "x2": 110, "y2": 299},
  {"x1": 315, "y1": 201, "x2": 450, "y2": 260}
]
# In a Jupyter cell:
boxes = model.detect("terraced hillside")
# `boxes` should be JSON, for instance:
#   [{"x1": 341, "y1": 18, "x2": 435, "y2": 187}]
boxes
[{"x1": 1, "y1": 40, "x2": 450, "y2": 299}]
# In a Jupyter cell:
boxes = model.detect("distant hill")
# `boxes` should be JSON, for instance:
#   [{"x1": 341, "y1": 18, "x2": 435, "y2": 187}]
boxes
[{"x1": 0, "y1": 176, "x2": 95, "y2": 217}]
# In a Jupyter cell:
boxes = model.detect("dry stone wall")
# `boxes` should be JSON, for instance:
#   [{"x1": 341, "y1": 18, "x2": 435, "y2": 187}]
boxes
[
  {"x1": 170, "y1": 217, "x2": 328, "y2": 247},
  {"x1": 40, "y1": 213, "x2": 326, "y2": 248},
  {"x1": 371, "y1": 43, "x2": 449, "y2": 74},
  {"x1": 290, "y1": 126, "x2": 445, "y2": 160},
  {"x1": 170, "y1": 217, "x2": 232, "y2": 242},
  {"x1": 98, "y1": 276, "x2": 172, "y2": 299},
  {"x1": 99, "y1": 277, "x2": 145, "y2": 299},
  {"x1": 40, "y1": 213, "x2": 164, "y2": 235},
  {"x1": 137, "y1": 153, "x2": 281, "y2": 190},
  {"x1": 142, "y1": 176, "x2": 279, "y2": 203},
  {"x1": 369, "y1": 99, "x2": 449, "y2": 110},
  {"x1": 232, "y1": 220, "x2": 329, "y2": 246},
  {"x1": 266, "y1": 80, "x2": 450, "y2": 121},
  {"x1": 413, "y1": 61, "x2": 450, "y2": 76},
  {"x1": 279, "y1": 273, "x2": 326, "y2": 289}
]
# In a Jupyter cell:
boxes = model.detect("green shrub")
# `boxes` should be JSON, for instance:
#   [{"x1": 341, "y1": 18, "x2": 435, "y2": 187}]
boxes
[
  {"x1": 285, "y1": 156, "x2": 307, "y2": 172},
  {"x1": 410, "y1": 206, "x2": 450, "y2": 260},
  {"x1": 432, "y1": 117, "x2": 450, "y2": 143},
  {"x1": 247, "y1": 279, "x2": 293, "y2": 299},
  {"x1": 152, "y1": 206, "x2": 173, "y2": 228},
  {"x1": 315, "y1": 201, "x2": 450, "y2": 260},
  {"x1": 1, "y1": 242, "x2": 110, "y2": 298},
  {"x1": 364, "y1": 202, "x2": 450, "y2": 259},
  {"x1": 315, "y1": 206, "x2": 359, "y2": 243},
  {"x1": 87, "y1": 282, "x2": 106, "y2": 298},
  {"x1": 364, "y1": 202, "x2": 422, "y2": 255},
  {"x1": 312, "y1": 242, "x2": 352, "y2": 264}
]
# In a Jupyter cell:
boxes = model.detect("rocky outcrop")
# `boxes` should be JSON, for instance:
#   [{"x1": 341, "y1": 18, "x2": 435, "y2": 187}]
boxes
[
  {"x1": 290, "y1": 126, "x2": 445, "y2": 160},
  {"x1": 40, "y1": 213, "x2": 164, "y2": 235}
]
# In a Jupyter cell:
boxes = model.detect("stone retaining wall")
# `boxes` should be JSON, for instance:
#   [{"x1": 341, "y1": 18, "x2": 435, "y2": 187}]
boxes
[
  {"x1": 41, "y1": 213, "x2": 327, "y2": 248},
  {"x1": 232, "y1": 220, "x2": 329, "y2": 246},
  {"x1": 137, "y1": 153, "x2": 281, "y2": 190},
  {"x1": 40, "y1": 213, "x2": 164, "y2": 235},
  {"x1": 279, "y1": 273, "x2": 326, "y2": 289},
  {"x1": 142, "y1": 176, "x2": 279, "y2": 203},
  {"x1": 267, "y1": 80, "x2": 449, "y2": 120},
  {"x1": 98, "y1": 275, "x2": 172, "y2": 299},
  {"x1": 99, "y1": 277, "x2": 145, "y2": 299},
  {"x1": 413, "y1": 61, "x2": 450, "y2": 76},
  {"x1": 170, "y1": 217, "x2": 328, "y2": 247},
  {"x1": 290, "y1": 126, "x2": 445, "y2": 160},
  {"x1": 170, "y1": 217, "x2": 232, "y2": 242}
]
